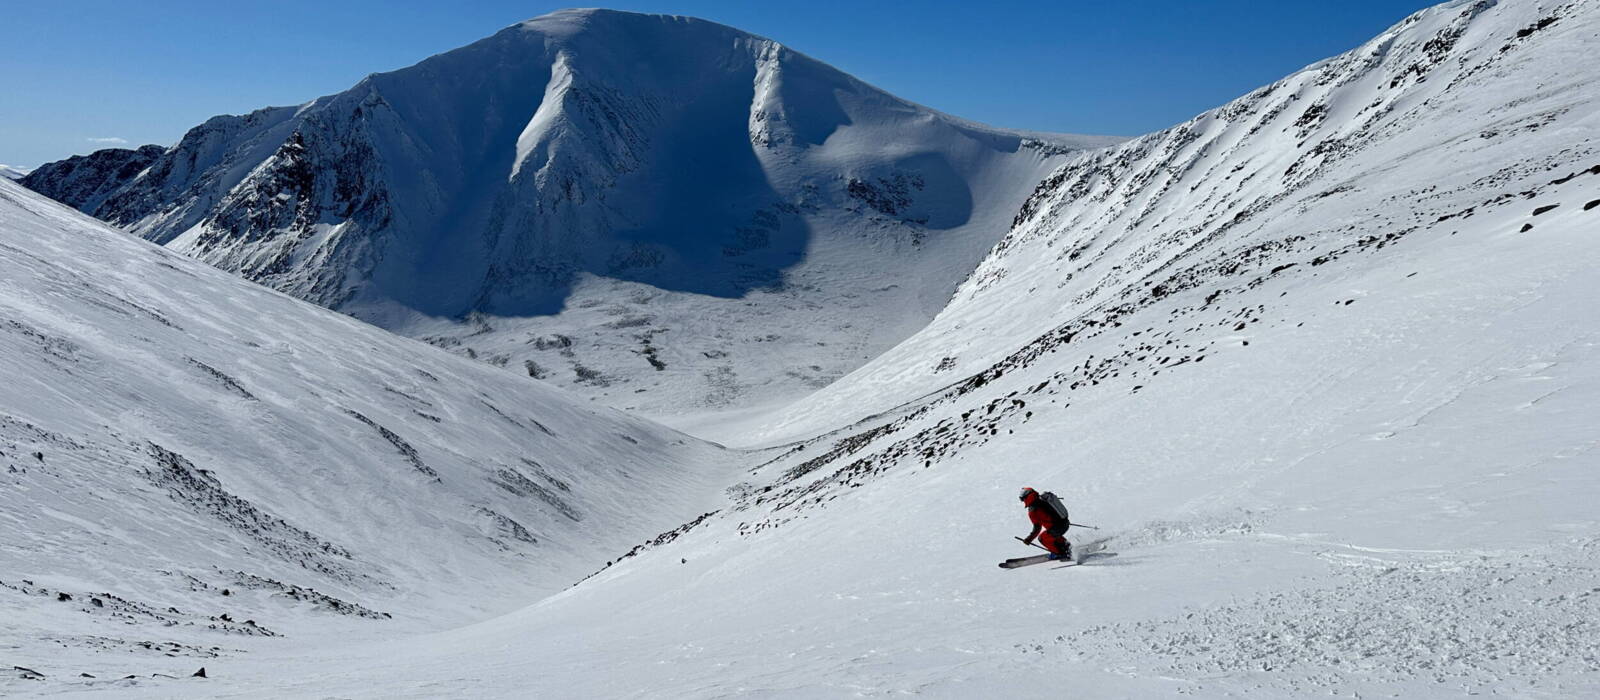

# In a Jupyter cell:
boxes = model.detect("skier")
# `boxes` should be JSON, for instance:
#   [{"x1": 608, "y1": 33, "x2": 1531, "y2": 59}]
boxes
[{"x1": 1018, "y1": 487, "x2": 1072, "y2": 560}]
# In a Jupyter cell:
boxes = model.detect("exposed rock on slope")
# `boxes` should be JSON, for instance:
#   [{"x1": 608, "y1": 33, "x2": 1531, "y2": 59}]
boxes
[{"x1": 16, "y1": 145, "x2": 162, "y2": 212}]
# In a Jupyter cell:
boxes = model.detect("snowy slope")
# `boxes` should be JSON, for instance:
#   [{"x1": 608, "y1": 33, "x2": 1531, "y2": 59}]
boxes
[
  {"x1": 21, "y1": 9, "x2": 1117, "y2": 427},
  {"x1": 9, "y1": 0, "x2": 1600, "y2": 697},
  {"x1": 759, "y1": 0, "x2": 1600, "y2": 443},
  {"x1": 39, "y1": 1, "x2": 1596, "y2": 696},
  {"x1": 0, "y1": 164, "x2": 31, "y2": 181},
  {"x1": 0, "y1": 178, "x2": 736, "y2": 690}
]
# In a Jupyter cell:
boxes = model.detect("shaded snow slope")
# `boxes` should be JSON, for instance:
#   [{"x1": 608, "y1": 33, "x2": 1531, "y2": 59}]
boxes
[
  {"x1": 0, "y1": 178, "x2": 736, "y2": 690},
  {"x1": 54, "y1": 1, "x2": 1600, "y2": 696},
  {"x1": 0, "y1": 164, "x2": 31, "y2": 181},
  {"x1": 22, "y1": 9, "x2": 1117, "y2": 425}
]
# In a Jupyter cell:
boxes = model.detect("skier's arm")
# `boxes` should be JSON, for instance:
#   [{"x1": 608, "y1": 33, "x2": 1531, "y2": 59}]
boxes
[{"x1": 1022, "y1": 522, "x2": 1042, "y2": 544}]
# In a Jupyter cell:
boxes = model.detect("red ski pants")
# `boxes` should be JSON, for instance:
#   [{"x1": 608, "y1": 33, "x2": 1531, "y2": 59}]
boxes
[{"x1": 1040, "y1": 529, "x2": 1070, "y2": 556}]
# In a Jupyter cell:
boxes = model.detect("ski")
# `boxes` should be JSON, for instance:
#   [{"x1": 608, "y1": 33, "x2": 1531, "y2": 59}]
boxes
[
  {"x1": 1000, "y1": 537, "x2": 1113, "y2": 569},
  {"x1": 998, "y1": 553, "x2": 1065, "y2": 569}
]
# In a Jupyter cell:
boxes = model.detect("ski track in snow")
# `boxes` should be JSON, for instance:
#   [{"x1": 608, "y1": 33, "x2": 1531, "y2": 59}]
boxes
[{"x1": 1058, "y1": 539, "x2": 1600, "y2": 697}]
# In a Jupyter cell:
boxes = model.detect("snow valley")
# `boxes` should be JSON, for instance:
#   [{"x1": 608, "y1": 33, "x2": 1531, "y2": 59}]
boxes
[{"x1": 6, "y1": 1, "x2": 1600, "y2": 697}]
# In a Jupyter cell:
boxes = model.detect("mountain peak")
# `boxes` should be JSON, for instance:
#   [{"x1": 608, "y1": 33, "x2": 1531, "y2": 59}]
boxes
[
  {"x1": 20, "y1": 11, "x2": 1114, "y2": 418},
  {"x1": 514, "y1": 7, "x2": 765, "y2": 38}
]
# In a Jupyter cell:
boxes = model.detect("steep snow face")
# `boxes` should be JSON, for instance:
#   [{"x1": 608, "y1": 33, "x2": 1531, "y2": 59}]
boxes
[
  {"x1": 79, "y1": 1, "x2": 1599, "y2": 696},
  {"x1": 759, "y1": 0, "x2": 1600, "y2": 442},
  {"x1": 0, "y1": 179, "x2": 736, "y2": 686},
  {"x1": 0, "y1": 164, "x2": 31, "y2": 181},
  {"x1": 22, "y1": 9, "x2": 1117, "y2": 425}
]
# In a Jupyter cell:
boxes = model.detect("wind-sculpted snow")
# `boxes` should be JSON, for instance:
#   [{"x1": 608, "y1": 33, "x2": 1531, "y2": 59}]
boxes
[
  {"x1": 0, "y1": 179, "x2": 733, "y2": 689},
  {"x1": 22, "y1": 9, "x2": 1118, "y2": 424}
]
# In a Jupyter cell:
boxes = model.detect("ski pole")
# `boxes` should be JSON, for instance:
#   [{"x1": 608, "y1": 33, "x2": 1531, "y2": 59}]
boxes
[
  {"x1": 1067, "y1": 522, "x2": 1100, "y2": 530},
  {"x1": 1014, "y1": 536, "x2": 1049, "y2": 551}
]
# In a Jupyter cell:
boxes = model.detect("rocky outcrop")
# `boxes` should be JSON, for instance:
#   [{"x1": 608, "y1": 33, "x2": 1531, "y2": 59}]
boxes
[{"x1": 20, "y1": 145, "x2": 165, "y2": 213}]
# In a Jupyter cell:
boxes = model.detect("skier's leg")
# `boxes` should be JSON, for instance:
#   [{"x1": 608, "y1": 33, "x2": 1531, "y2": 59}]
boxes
[{"x1": 1041, "y1": 530, "x2": 1070, "y2": 558}]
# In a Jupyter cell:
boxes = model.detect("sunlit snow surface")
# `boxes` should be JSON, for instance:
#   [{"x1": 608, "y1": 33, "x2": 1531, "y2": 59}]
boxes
[
  {"x1": 0, "y1": 178, "x2": 735, "y2": 692},
  {"x1": 7, "y1": 0, "x2": 1600, "y2": 696}
]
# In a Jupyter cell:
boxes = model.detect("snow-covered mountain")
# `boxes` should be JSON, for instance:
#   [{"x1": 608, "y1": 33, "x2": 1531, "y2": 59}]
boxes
[
  {"x1": 39, "y1": 0, "x2": 1584, "y2": 696},
  {"x1": 0, "y1": 177, "x2": 735, "y2": 688},
  {"x1": 21, "y1": 9, "x2": 1117, "y2": 427},
  {"x1": 479, "y1": 1, "x2": 1593, "y2": 695},
  {"x1": 0, "y1": 164, "x2": 30, "y2": 181},
  {"x1": 757, "y1": 0, "x2": 1600, "y2": 442},
  {"x1": 8, "y1": 0, "x2": 1600, "y2": 696}
]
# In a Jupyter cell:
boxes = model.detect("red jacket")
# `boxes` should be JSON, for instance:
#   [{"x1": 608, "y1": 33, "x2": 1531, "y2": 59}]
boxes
[{"x1": 1026, "y1": 503, "x2": 1064, "y2": 539}]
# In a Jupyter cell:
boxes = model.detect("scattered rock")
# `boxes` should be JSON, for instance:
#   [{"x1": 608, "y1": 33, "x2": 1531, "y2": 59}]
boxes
[{"x1": 523, "y1": 359, "x2": 547, "y2": 380}]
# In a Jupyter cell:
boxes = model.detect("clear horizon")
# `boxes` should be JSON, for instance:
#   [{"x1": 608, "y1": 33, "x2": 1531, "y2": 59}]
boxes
[{"x1": 1, "y1": 0, "x2": 1438, "y2": 168}]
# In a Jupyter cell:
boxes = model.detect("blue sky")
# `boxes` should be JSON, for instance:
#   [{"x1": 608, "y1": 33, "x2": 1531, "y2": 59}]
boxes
[{"x1": 1, "y1": 0, "x2": 1438, "y2": 168}]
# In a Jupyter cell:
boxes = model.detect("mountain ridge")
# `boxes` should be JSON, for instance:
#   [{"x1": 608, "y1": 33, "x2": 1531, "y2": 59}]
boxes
[{"x1": 752, "y1": 0, "x2": 1595, "y2": 442}]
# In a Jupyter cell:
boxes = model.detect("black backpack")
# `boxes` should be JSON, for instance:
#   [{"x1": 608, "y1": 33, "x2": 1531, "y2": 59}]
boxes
[{"x1": 1040, "y1": 491, "x2": 1071, "y2": 530}]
